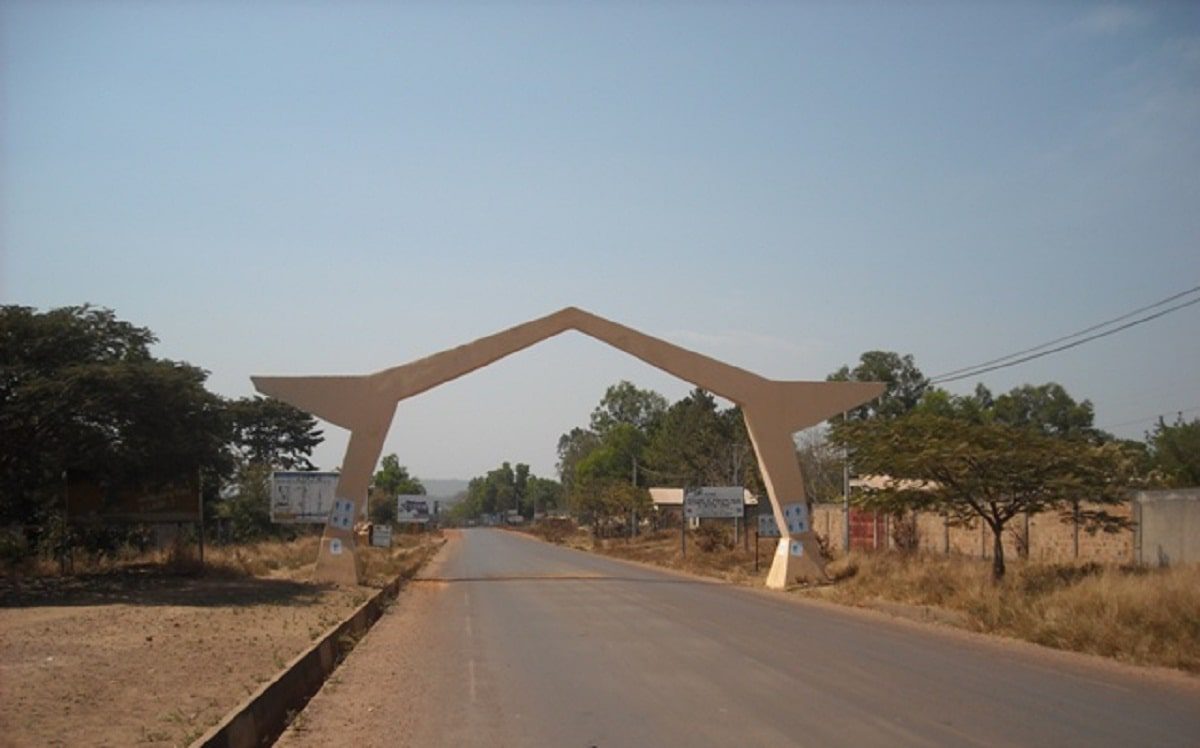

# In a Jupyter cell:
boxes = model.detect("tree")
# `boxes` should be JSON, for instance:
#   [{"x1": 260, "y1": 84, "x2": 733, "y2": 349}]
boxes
[
  {"x1": 588, "y1": 380, "x2": 668, "y2": 437},
  {"x1": 794, "y1": 429, "x2": 843, "y2": 503},
  {"x1": 458, "y1": 462, "x2": 556, "y2": 520},
  {"x1": 643, "y1": 388, "x2": 730, "y2": 487},
  {"x1": 556, "y1": 427, "x2": 600, "y2": 497},
  {"x1": 991, "y1": 383, "x2": 1104, "y2": 441},
  {"x1": 0, "y1": 305, "x2": 229, "y2": 526},
  {"x1": 833, "y1": 413, "x2": 1137, "y2": 581},
  {"x1": 828, "y1": 351, "x2": 928, "y2": 420},
  {"x1": 524, "y1": 476, "x2": 564, "y2": 516},
  {"x1": 1147, "y1": 415, "x2": 1200, "y2": 487},
  {"x1": 373, "y1": 454, "x2": 425, "y2": 499},
  {"x1": 227, "y1": 396, "x2": 323, "y2": 470}
]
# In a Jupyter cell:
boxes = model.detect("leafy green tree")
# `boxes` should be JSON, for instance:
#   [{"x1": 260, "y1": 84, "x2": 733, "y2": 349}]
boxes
[
  {"x1": 828, "y1": 351, "x2": 928, "y2": 420},
  {"x1": 589, "y1": 380, "x2": 668, "y2": 437},
  {"x1": 0, "y1": 305, "x2": 229, "y2": 526},
  {"x1": 992, "y1": 383, "x2": 1104, "y2": 441},
  {"x1": 373, "y1": 454, "x2": 425, "y2": 499},
  {"x1": 915, "y1": 384, "x2": 994, "y2": 422},
  {"x1": 643, "y1": 388, "x2": 731, "y2": 486},
  {"x1": 227, "y1": 396, "x2": 323, "y2": 470},
  {"x1": 371, "y1": 455, "x2": 424, "y2": 524},
  {"x1": 1147, "y1": 415, "x2": 1200, "y2": 487},
  {"x1": 524, "y1": 475, "x2": 564, "y2": 516},
  {"x1": 832, "y1": 413, "x2": 1137, "y2": 581},
  {"x1": 218, "y1": 462, "x2": 275, "y2": 541},
  {"x1": 458, "y1": 462, "x2": 558, "y2": 520},
  {"x1": 556, "y1": 427, "x2": 600, "y2": 497}
]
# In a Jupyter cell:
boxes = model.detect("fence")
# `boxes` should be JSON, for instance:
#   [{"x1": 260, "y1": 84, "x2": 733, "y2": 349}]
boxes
[{"x1": 809, "y1": 500, "x2": 1141, "y2": 564}]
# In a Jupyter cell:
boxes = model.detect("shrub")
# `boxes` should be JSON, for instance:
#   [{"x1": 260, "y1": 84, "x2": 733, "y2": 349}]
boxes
[{"x1": 695, "y1": 522, "x2": 733, "y2": 552}]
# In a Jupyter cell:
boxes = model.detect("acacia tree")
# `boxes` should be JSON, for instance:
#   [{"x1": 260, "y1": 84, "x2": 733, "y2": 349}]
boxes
[{"x1": 833, "y1": 413, "x2": 1137, "y2": 581}]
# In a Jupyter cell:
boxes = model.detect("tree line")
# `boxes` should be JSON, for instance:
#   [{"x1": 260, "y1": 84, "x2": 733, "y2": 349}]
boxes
[
  {"x1": 1, "y1": 305, "x2": 323, "y2": 551},
  {"x1": 456, "y1": 349, "x2": 1196, "y2": 581}
]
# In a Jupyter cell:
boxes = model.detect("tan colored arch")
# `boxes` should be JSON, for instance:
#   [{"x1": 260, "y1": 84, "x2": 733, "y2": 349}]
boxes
[{"x1": 252, "y1": 307, "x2": 882, "y2": 589}]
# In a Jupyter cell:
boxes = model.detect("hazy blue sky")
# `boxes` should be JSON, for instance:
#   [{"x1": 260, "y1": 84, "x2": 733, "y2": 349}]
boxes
[{"x1": 3, "y1": 2, "x2": 1198, "y2": 480}]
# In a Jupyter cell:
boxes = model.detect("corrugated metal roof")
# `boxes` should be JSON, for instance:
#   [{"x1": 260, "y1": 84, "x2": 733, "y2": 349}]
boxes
[{"x1": 648, "y1": 487, "x2": 758, "y2": 506}]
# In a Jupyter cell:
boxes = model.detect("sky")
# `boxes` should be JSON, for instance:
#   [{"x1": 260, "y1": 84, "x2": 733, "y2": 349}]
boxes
[{"x1": 3, "y1": 1, "x2": 1198, "y2": 481}]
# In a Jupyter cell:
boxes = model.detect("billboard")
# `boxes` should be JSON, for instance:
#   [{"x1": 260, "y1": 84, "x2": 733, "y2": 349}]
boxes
[
  {"x1": 397, "y1": 494, "x2": 431, "y2": 524},
  {"x1": 683, "y1": 487, "x2": 744, "y2": 519},
  {"x1": 67, "y1": 474, "x2": 198, "y2": 523},
  {"x1": 270, "y1": 471, "x2": 340, "y2": 524}
]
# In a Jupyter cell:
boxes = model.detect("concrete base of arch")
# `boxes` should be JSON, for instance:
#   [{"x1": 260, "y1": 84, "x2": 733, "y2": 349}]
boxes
[{"x1": 766, "y1": 533, "x2": 829, "y2": 589}]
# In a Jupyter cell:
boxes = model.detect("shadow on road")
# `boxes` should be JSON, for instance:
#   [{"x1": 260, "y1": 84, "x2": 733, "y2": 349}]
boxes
[{"x1": 0, "y1": 565, "x2": 330, "y2": 609}]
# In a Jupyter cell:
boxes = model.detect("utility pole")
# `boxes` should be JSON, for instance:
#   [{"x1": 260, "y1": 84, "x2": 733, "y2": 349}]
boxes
[
  {"x1": 630, "y1": 455, "x2": 638, "y2": 539},
  {"x1": 842, "y1": 411, "x2": 850, "y2": 554}
]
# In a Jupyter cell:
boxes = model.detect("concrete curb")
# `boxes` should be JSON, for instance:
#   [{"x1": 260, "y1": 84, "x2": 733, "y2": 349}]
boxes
[{"x1": 191, "y1": 571, "x2": 408, "y2": 748}]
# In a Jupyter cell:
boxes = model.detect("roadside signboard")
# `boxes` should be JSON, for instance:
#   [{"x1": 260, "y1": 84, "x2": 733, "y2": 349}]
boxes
[
  {"x1": 67, "y1": 474, "x2": 198, "y2": 523},
  {"x1": 683, "y1": 487, "x2": 744, "y2": 519},
  {"x1": 270, "y1": 471, "x2": 339, "y2": 524},
  {"x1": 397, "y1": 495, "x2": 431, "y2": 524},
  {"x1": 371, "y1": 524, "x2": 393, "y2": 548},
  {"x1": 758, "y1": 512, "x2": 781, "y2": 538},
  {"x1": 757, "y1": 503, "x2": 809, "y2": 537}
]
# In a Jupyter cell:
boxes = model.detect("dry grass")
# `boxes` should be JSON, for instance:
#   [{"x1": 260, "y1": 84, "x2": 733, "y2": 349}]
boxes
[
  {"x1": 585, "y1": 527, "x2": 770, "y2": 585},
  {"x1": 819, "y1": 552, "x2": 1200, "y2": 673},
  {"x1": 3, "y1": 530, "x2": 444, "y2": 590}
]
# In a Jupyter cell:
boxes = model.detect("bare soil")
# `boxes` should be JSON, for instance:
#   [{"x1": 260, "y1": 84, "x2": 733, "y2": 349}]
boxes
[{"x1": 0, "y1": 536, "x2": 440, "y2": 747}]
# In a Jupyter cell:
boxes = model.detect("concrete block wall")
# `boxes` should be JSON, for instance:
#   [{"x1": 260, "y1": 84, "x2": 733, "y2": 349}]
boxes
[
  {"x1": 810, "y1": 501, "x2": 1135, "y2": 564},
  {"x1": 1135, "y1": 489, "x2": 1200, "y2": 565}
]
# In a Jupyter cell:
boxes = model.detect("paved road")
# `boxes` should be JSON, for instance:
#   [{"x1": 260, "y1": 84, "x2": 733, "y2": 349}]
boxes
[{"x1": 278, "y1": 529, "x2": 1200, "y2": 747}]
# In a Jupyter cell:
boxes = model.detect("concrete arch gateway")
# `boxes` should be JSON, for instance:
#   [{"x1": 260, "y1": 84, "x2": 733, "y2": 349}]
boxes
[{"x1": 252, "y1": 307, "x2": 882, "y2": 589}]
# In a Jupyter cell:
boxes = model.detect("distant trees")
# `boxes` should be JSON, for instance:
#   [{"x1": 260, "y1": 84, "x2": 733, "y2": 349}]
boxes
[
  {"x1": 371, "y1": 454, "x2": 425, "y2": 525},
  {"x1": 456, "y1": 461, "x2": 561, "y2": 520},
  {"x1": 550, "y1": 381, "x2": 762, "y2": 531}
]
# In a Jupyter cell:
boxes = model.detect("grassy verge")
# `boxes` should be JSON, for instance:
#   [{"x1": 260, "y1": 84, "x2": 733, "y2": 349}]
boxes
[
  {"x1": 817, "y1": 552, "x2": 1200, "y2": 673},
  {"x1": 2, "y1": 530, "x2": 443, "y2": 589}
]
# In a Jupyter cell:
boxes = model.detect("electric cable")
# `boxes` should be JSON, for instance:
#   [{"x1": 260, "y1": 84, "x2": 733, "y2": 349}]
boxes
[{"x1": 930, "y1": 284, "x2": 1200, "y2": 383}]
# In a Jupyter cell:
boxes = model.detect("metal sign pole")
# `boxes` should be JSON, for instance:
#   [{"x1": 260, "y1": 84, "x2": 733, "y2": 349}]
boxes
[
  {"x1": 197, "y1": 468, "x2": 205, "y2": 566},
  {"x1": 681, "y1": 512, "x2": 686, "y2": 558}
]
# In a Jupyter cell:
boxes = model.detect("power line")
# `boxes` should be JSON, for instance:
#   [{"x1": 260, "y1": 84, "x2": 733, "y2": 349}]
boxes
[
  {"x1": 930, "y1": 284, "x2": 1200, "y2": 383},
  {"x1": 1103, "y1": 405, "x2": 1200, "y2": 431},
  {"x1": 930, "y1": 292, "x2": 1200, "y2": 385}
]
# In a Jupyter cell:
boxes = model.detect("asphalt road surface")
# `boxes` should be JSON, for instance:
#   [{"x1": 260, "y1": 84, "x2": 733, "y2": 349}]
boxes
[{"x1": 277, "y1": 529, "x2": 1200, "y2": 747}]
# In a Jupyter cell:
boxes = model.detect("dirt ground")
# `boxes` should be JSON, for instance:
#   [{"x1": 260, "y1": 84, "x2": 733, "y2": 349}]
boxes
[{"x1": 0, "y1": 537, "x2": 439, "y2": 747}]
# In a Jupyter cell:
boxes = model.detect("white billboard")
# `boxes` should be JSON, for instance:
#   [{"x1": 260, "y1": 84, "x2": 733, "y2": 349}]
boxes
[
  {"x1": 683, "y1": 487, "x2": 744, "y2": 519},
  {"x1": 270, "y1": 471, "x2": 340, "y2": 524},
  {"x1": 397, "y1": 494, "x2": 431, "y2": 524}
]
